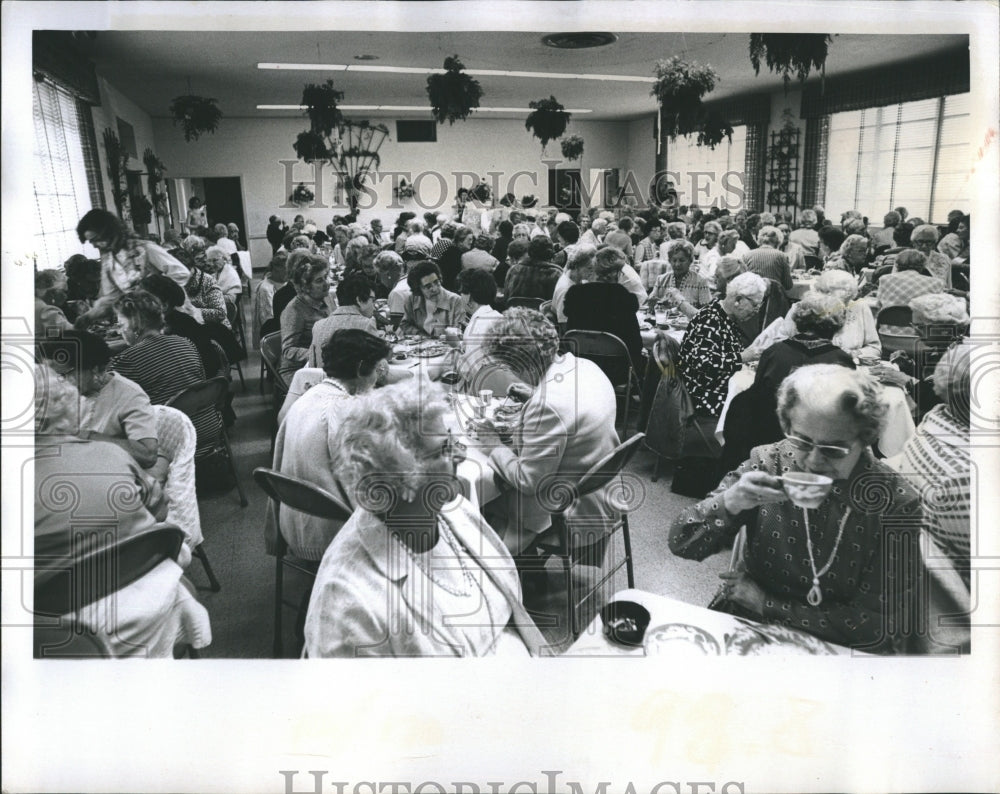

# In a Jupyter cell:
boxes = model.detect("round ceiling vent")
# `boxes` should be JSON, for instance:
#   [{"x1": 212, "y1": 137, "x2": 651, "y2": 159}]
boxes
[{"x1": 541, "y1": 32, "x2": 618, "y2": 49}]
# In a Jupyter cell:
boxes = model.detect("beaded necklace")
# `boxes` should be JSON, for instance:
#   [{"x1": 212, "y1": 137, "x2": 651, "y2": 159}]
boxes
[{"x1": 802, "y1": 505, "x2": 852, "y2": 607}]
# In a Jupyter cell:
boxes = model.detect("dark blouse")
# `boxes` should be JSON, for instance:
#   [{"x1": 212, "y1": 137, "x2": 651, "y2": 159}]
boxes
[
  {"x1": 564, "y1": 282, "x2": 643, "y2": 369},
  {"x1": 678, "y1": 300, "x2": 747, "y2": 417}
]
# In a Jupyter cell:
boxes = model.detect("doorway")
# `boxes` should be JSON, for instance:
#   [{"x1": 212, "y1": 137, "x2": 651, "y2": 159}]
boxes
[
  {"x1": 548, "y1": 168, "x2": 583, "y2": 215},
  {"x1": 166, "y1": 176, "x2": 247, "y2": 245}
]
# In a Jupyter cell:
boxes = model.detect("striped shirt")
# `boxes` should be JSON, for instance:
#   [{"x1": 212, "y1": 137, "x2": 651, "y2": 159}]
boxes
[
  {"x1": 743, "y1": 247, "x2": 793, "y2": 291},
  {"x1": 110, "y1": 333, "x2": 221, "y2": 454}
]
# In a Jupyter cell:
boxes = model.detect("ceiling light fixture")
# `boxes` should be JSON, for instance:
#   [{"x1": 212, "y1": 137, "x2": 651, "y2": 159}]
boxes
[
  {"x1": 353, "y1": 54, "x2": 379, "y2": 61},
  {"x1": 541, "y1": 32, "x2": 619, "y2": 49},
  {"x1": 257, "y1": 104, "x2": 593, "y2": 113},
  {"x1": 257, "y1": 62, "x2": 652, "y2": 83}
]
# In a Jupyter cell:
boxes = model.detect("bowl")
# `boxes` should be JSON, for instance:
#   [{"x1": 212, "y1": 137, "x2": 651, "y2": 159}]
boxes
[
  {"x1": 600, "y1": 600, "x2": 651, "y2": 647},
  {"x1": 857, "y1": 356, "x2": 881, "y2": 367},
  {"x1": 781, "y1": 472, "x2": 833, "y2": 509}
]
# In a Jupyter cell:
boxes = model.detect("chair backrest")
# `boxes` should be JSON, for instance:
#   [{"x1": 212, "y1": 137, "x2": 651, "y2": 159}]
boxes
[
  {"x1": 259, "y1": 331, "x2": 288, "y2": 392},
  {"x1": 165, "y1": 376, "x2": 229, "y2": 416},
  {"x1": 541, "y1": 433, "x2": 646, "y2": 513},
  {"x1": 563, "y1": 330, "x2": 633, "y2": 387},
  {"x1": 260, "y1": 317, "x2": 280, "y2": 340},
  {"x1": 253, "y1": 467, "x2": 353, "y2": 521},
  {"x1": 505, "y1": 296, "x2": 544, "y2": 311},
  {"x1": 34, "y1": 525, "x2": 186, "y2": 617},
  {"x1": 876, "y1": 305, "x2": 913, "y2": 329},
  {"x1": 803, "y1": 254, "x2": 823, "y2": 271},
  {"x1": 878, "y1": 328, "x2": 920, "y2": 357}
]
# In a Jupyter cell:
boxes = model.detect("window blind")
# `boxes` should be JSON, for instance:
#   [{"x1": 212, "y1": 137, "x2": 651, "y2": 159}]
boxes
[
  {"x1": 665, "y1": 125, "x2": 748, "y2": 210},
  {"x1": 32, "y1": 77, "x2": 93, "y2": 267}
]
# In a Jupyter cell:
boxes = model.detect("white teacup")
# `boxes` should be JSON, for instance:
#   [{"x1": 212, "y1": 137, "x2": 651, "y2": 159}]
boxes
[{"x1": 782, "y1": 472, "x2": 833, "y2": 509}]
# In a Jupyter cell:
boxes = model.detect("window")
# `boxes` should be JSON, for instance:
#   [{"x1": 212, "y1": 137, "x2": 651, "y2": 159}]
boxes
[
  {"x1": 32, "y1": 77, "x2": 93, "y2": 266},
  {"x1": 824, "y1": 93, "x2": 970, "y2": 223},
  {"x1": 665, "y1": 125, "x2": 747, "y2": 209}
]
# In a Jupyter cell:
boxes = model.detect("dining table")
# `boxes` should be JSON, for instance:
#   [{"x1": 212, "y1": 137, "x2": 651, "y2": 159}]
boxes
[
  {"x1": 566, "y1": 589, "x2": 857, "y2": 656},
  {"x1": 788, "y1": 270, "x2": 820, "y2": 301},
  {"x1": 714, "y1": 362, "x2": 916, "y2": 456}
]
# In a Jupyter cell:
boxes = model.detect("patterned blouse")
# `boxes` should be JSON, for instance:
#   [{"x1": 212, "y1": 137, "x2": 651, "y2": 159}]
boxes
[
  {"x1": 678, "y1": 300, "x2": 747, "y2": 416},
  {"x1": 184, "y1": 269, "x2": 231, "y2": 329},
  {"x1": 651, "y1": 269, "x2": 713, "y2": 308},
  {"x1": 876, "y1": 270, "x2": 944, "y2": 310},
  {"x1": 670, "y1": 442, "x2": 924, "y2": 652}
]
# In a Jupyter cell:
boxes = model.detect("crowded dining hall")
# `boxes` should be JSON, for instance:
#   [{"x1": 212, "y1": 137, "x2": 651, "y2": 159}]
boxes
[{"x1": 24, "y1": 25, "x2": 983, "y2": 659}]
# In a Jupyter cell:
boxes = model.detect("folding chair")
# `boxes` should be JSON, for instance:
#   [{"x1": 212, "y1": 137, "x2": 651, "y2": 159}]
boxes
[
  {"x1": 877, "y1": 305, "x2": 919, "y2": 357},
  {"x1": 505, "y1": 296, "x2": 545, "y2": 311},
  {"x1": 166, "y1": 376, "x2": 248, "y2": 507},
  {"x1": 563, "y1": 330, "x2": 640, "y2": 433},
  {"x1": 253, "y1": 467, "x2": 353, "y2": 658},
  {"x1": 259, "y1": 330, "x2": 289, "y2": 451},
  {"x1": 258, "y1": 317, "x2": 280, "y2": 391}
]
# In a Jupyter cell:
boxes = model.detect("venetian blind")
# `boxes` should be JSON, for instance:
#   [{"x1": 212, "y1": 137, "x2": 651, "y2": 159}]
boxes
[
  {"x1": 665, "y1": 125, "x2": 748, "y2": 210},
  {"x1": 32, "y1": 77, "x2": 93, "y2": 266},
  {"x1": 823, "y1": 93, "x2": 970, "y2": 223}
]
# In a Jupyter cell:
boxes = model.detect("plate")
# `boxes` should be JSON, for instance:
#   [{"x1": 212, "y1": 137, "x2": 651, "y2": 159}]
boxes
[
  {"x1": 724, "y1": 621, "x2": 838, "y2": 655},
  {"x1": 411, "y1": 343, "x2": 451, "y2": 358},
  {"x1": 643, "y1": 623, "x2": 723, "y2": 655}
]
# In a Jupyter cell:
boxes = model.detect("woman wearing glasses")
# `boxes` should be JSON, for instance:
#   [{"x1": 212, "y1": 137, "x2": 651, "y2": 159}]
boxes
[
  {"x1": 669, "y1": 365, "x2": 929, "y2": 654},
  {"x1": 398, "y1": 259, "x2": 466, "y2": 338}
]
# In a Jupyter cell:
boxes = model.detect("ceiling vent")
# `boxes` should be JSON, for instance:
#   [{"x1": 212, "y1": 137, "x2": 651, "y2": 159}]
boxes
[{"x1": 541, "y1": 32, "x2": 618, "y2": 49}]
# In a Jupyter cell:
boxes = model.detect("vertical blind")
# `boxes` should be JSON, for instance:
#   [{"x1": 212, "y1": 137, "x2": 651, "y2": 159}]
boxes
[
  {"x1": 665, "y1": 125, "x2": 748, "y2": 210},
  {"x1": 32, "y1": 77, "x2": 93, "y2": 267},
  {"x1": 823, "y1": 93, "x2": 970, "y2": 223}
]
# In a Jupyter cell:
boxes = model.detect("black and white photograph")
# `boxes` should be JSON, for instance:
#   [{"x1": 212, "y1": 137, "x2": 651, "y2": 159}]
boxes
[{"x1": 3, "y1": 1, "x2": 998, "y2": 791}]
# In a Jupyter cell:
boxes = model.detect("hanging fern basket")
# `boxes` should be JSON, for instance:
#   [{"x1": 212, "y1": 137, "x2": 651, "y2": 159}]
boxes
[
  {"x1": 426, "y1": 55, "x2": 484, "y2": 125},
  {"x1": 560, "y1": 134, "x2": 585, "y2": 161},
  {"x1": 301, "y1": 79, "x2": 345, "y2": 138},
  {"x1": 749, "y1": 33, "x2": 832, "y2": 89},
  {"x1": 650, "y1": 56, "x2": 732, "y2": 150},
  {"x1": 169, "y1": 95, "x2": 223, "y2": 142},
  {"x1": 525, "y1": 96, "x2": 571, "y2": 151}
]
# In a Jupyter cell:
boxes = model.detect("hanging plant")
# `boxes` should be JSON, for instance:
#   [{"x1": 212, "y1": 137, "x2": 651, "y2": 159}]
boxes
[
  {"x1": 169, "y1": 94, "x2": 223, "y2": 142},
  {"x1": 301, "y1": 79, "x2": 345, "y2": 138},
  {"x1": 102, "y1": 128, "x2": 130, "y2": 218},
  {"x1": 290, "y1": 183, "x2": 315, "y2": 206},
  {"x1": 426, "y1": 55, "x2": 484, "y2": 125},
  {"x1": 749, "y1": 34, "x2": 832, "y2": 89},
  {"x1": 651, "y1": 56, "x2": 731, "y2": 148},
  {"x1": 525, "y1": 96, "x2": 571, "y2": 151},
  {"x1": 560, "y1": 134, "x2": 585, "y2": 161},
  {"x1": 142, "y1": 148, "x2": 169, "y2": 217},
  {"x1": 293, "y1": 130, "x2": 332, "y2": 163},
  {"x1": 131, "y1": 193, "x2": 154, "y2": 225}
]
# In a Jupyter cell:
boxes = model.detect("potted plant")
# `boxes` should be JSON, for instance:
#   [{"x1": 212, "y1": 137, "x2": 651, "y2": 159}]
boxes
[
  {"x1": 651, "y1": 56, "x2": 731, "y2": 148},
  {"x1": 130, "y1": 193, "x2": 154, "y2": 226},
  {"x1": 142, "y1": 148, "x2": 169, "y2": 216},
  {"x1": 525, "y1": 96, "x2": 571, "y2": 151},
  {"x1": 426, "y1": 55, "x2": 484, "y2": 125},
  {"x1": 102, "y1": 128, "x2": 130, "y2": 218},
  {"x1": 290, "y1": 183, "x2": 315, "y2": 207},
  {"x1": 749, "y1": 34, "x2": 832, "y2": 89},
  {"x1": 560, "y1": 134, "x2": 585, "y2": 161},
  {"x1": 169, "y1": 94, "x2": 223, "y2": 142}
]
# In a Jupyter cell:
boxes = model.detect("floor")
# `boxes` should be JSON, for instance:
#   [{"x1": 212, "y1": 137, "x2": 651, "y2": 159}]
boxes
[{"x1": 188, "y1": 299, "x2": 731, "y2": 657}]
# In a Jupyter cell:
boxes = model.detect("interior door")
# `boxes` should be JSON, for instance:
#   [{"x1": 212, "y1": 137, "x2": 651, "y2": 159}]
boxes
[
  {"x1": 548, "y1": 168, "x2": 582, "y2": 214},
  {"x1": 202, "y1": 177, "x2": 247, "y2": 241}
]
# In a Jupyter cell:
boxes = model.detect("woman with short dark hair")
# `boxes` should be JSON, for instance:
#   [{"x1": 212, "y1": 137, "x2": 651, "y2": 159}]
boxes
[
  {"x1": 279, "y1": 250, "x2": 334, "y2": 379},
  {"x1": 307, "y1": 273, "x2": 378, "y2": 367},
  {"x1": 399, "y1": 260, "x2": 465, "y2": 337}
]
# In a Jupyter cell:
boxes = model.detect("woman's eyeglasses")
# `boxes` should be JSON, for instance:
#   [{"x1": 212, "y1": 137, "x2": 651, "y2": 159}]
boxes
[{"x1": 784, "y1": 434, "x2": 853, "y2": 459}]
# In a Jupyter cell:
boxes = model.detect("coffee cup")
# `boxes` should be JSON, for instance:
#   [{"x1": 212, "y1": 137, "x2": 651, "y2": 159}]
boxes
[{"x1": 781, "y1": 472, "x2": 833, "y2": 509}]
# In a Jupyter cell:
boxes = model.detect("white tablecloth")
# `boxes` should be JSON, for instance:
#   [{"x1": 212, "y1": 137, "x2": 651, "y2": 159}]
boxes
[
  {"x1": 236, "y1": 251, "x2": 253, "y2": 281},
  {"x1": 441, "y1": 394, "x2": 506, "y2": 508},
  {"x1": 566, "y1": 589, "x2": 854, "y2": 656},
  {"x1": 715, "y1": 365, "x2": 916, "y2": 456},
  {"x1": 789, "y1": 275, "x2": 818, "y2": 301}
]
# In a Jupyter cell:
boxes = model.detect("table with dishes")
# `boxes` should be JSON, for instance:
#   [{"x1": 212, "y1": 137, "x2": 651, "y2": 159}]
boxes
[
  {"x1": 715, "y1": 362, "x2": 916, "y2": 456},
  {"x1": 636, "y1": 310, "x2": 687, "y2": 350},
  {"x1": 566, "y1": 589, "x2": 857, "y2": 656},
  {"x1": 788, "y1": 269, "x2": 820, "y2": 300}
]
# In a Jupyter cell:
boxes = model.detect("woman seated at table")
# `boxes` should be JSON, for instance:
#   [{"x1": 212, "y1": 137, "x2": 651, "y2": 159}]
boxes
[
  {"x1": 876, "y1": 249, "x2": 944, "y2": 311},
  {"x1": 182, "y1": 237, "x2": 231, "y2": 330},
  {"x1": 303, "y1": 380, "x2": 533, "y2": 657},
  {"x1": 204, "y1": 244, "x2": 243, "y2": 305},
  {"x1": 267, "y1": 330, "x2": 391, "y2": 562},
  {"x1": 307, "y1": 273, "x2": 378, "y2": 367},
  {"x1": 670, "y1": 365, "x2": 929, "y2": 654},
  {"x1": 823, "y1": 233, "x2": 869, "y2": 275},
  {"x1": 35, "y1": 269, "x2": 73, "y2": 336},
  {"x1": 140, "y1": 273, "x2": 226, "y2": 379},
  {"x1": 398, "y1": 259, "x2": 465, "y2": 338},
  {"x1": 910, "y1": 224, "x2": 953, "y2": 288},
  {"x1": 742, "y1": 226, "x2": 794, "y2": 293},
  {"x1": 39, "y1": 329, "x2": 167, "y2": 481},
  {"x1": 564, "y1": 246, "x2": 643, "y2": 371},
  {"x1": 279, "y1": 250, "x2": 334, "y2": 380},
  {"x1": 479, "y1": 309, "x2": 621, "y2": 558},
  {"x1": 74, "y1": 209, "x2": 194, "y2": 328},
  {"x1": 109, "y1": 289, "x2": 221, "y2": 456},
  {"x1": 503, "y1": 236, "x2": 563, "y2": 302},
  {"x1": 678, "y1": 272, "x2": 767, "y2": 418},
  {"x1": 252, "y1": 253, "x2": 287, "y2": 347},
  {"x1": 647, "y1": 240, "x2": 713, "y2": 320},
  {"x1": 34, "y1": 363, "x2": 211, "y2": 657},
  {"x1": 816, "y1": 226, "x2": 847, "y2": 268}
]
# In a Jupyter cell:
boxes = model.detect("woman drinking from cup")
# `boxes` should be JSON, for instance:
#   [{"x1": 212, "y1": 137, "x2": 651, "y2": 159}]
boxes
[{"x1": 669, "y1": 364, "x2": 928, "y2": 654}]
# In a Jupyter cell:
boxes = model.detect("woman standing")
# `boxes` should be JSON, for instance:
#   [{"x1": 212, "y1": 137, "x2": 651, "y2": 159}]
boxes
[{"x1": 185, "y1": 196, "x2": 208, "y2": 233}]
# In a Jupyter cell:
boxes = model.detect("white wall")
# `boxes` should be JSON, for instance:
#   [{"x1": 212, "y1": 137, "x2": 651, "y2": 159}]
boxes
[
  {"x1": 151, "y1": 115, "x2": 630, "y2": 267},
  {"x1": 625, "y1": 114, "x2": 657, "y2": 206}
]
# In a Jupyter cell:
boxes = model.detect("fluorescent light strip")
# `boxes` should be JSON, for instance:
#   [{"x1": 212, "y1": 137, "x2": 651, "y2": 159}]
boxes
[
  {"x1": 258, "y1": 62, "x2": 653, "y2": 83},
  {"x1": 257, "y1": 104, "x2": 593, "y2": 113}
]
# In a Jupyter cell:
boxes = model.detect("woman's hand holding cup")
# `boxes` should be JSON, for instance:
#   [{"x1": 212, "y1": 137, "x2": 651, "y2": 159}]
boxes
[{"x1": 723, "y1": 470, "x2": 786, "y2": 514}]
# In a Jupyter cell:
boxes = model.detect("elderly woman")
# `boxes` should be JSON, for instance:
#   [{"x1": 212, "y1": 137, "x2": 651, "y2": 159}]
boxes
[
  {"x1": 307, "y1": 273, "x2": 378, "y2": 367},
  {"x1": 252, "y1": 252, "x2": 287, "y2": 347},
  {"x1": 564, "y1": 246, "x2": 643, "y2": 370},
  {"x1": 303, "y1": 379, "x2": 534, "y2": 657},
  {"x1": 694, "y1": 220, "x2": 722, "y2": 261},
  {"x1": 938, "y1": 214, "x2": 969, "y2": 264},
  {"x1": 373, "y1": 250, "x2": 409, "y2": 313},
  {"x1": 478, "y1": 309, "x2": 620, "y2": 559},
  {"x1": 267, "y1": 330, "x2": 392, "y2": 563},
  {"x1": 108, "y1": 289, "x2": 221, "y2": 456},
  {"x1": 657, "y1": 221, "x2": 688, "y2": 260},
  {"x1": 503, "y1": 236, "x2": 563, "y2": 302},
  {"x1": 649, "y1": 239, "x2": 713, "y2": 319},
  {"x1": 74, "y1": 209, "x2": 193, "y2": 328},
  {"x1": 182, "y1": 238, "x2": 231, "y2": 330},
  {"x1": 33, "y1": 364, "x2": 211, "y2": 657},
  {"x1": 910, "y1": 224, "x2": 953, "y2": 288},
  {"x1": 39, "y1": 329, "x2": 166, "y2": 479},
  {"x1": 743, "y1": 226, "x2": 794, "y2": 292},
  {"x1": 34, "y1": 269, "x2": 73, "y2": 335},
  {"x1": 678, "y1": 272, "x2": 767, "y2": 418},
  {"x1": 876, "y1": 249, "x2": 944, "y2": 311},
  {"x1": 399, "y1": 259, "x2": 465, "y2": 338},
  {"x1": 817, "y1": 270, "x2": 882, "y2": 360},
  {"x1": 788, "y1": 209, "x2": 820, "y2": 257},
  {"x1": 204, "y1": 245, "x2": 242, "y2": 304},
  {"x1": 212, "y1": 224, "x2": 238, "y2": 256},
  {"x1": 279, "y1": 250, "x2": 334, "y2": 379},
  {"x1": 824, "y1": 233, "x2": 869, "y2": 274},
  {"x1": 551, "y1": 244, "x2": 597, "y2": 326},
  {"x1": 670, "y1": 365, "x2": 926, "y2": 654},
  {"x1": 776, "y1": 221, "x2": 806, "y2": 271}
]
